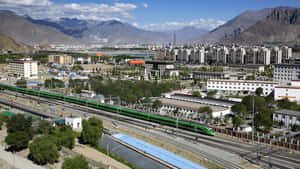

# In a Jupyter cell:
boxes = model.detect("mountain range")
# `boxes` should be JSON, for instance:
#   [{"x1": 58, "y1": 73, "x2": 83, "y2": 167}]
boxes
[
  {"x1": 221, "y1": 7, "x2": 300, "y2": 45},
  {"x1": 0, "y1": 7, "x2": 300, "y2": 48},
  {"x1": 0, "y1": 33, "x2": 31, "y2": 53},
  {"x1": 198, "y1": 8, "x2": 274, "y2": 44}
]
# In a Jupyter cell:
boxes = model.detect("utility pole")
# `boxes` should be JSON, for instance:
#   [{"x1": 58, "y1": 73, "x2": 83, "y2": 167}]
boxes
[
  {"x1": 252, "y1": 92, "x2": 255, "y2": 144},
  {"x1": 176, "y1": 116, "x2": 179, "y2": 136},
  {"x1": 257, "y1": 134, "x2": 260, "y2": 162},
  {"x1": 38, "y1": 90, "x2": 40, "y2": 104}
]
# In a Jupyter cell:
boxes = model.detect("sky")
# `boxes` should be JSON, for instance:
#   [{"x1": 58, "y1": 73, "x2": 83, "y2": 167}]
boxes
[{"x1": 0, "y1": 0, "x2": 300, "y2": 31}]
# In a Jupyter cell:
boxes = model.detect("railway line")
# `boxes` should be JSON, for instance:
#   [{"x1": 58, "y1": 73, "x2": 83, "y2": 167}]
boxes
[{"x1": 1, "y1": 90, "x2": 300, "y2": 169}]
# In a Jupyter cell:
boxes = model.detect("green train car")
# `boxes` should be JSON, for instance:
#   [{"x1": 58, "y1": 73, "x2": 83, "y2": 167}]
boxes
[{"x1": 0, "y1": 83, "x2": 215, "y2": 136}]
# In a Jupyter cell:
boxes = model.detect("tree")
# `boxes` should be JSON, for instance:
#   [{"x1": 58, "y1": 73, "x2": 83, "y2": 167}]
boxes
[
  {"x1": 224, "y1": 116, "x2": 229, "y2": 125},
  {"x1": 0, "y1": 115, "x2": 9, "y2": 130},
  {"x1": 198, "y1": 106, "x2": 213, "y2": 120},
  {"x1": 246, "y1": 75, "x2": 255, "y2": 80},
  {"x1": 49, "y1": 126, "x2": 75, "y2": 150},
  {"x1": 192, "y1": 91, "x2": 200, "y2": 97},
  {"x1": 254, "y1": 110, "x2": 273, "y2": 132},
  {"x1": 16, "y1": 78, "x2": 27, "y2": 88},
  {"x1": 72, "y1": 65, "x2": 84, "y2": 72},
  {"x1": 241, "y1": 96, "x2": 266, "y2": 112},
  {"x1": 232, "y1": 116, "x2": 244, "y2": 128},
  {"x1": 36, "y1": 120, "x2": 54, "y2": 135},
  {"x1": 265, "y1": 95, "x2": 276, "y2": 108},
  {"x1": 44, "y1": 78, "x2": 65, "y2": 88},
  {"x1": 62, "y1": 155, "x2": 91, "y2": 169},
  {"x1": 153, "y1": 100, "x2": 162, "y2": 110},
  {"x1": 207, "y1": 90, "x2": 217, "y2": 97},
  {"x1": 255, "y1": 87, "x2": 263, "y2": 96},
  {"x1": 81, "y1": 118, "x2": 103, "y2": 146},
  {"x1": 6, "y1": 114, "x2": 32, "y2": 136},
  {"x1": 29, "y1": 137, "x2": 59, "y2": 165},
  {"x1": 231, "y1": 103, "x2": 248, "y2": 118},
  {"x1": 173, "y1": 108, "x2": 179, "y2": 116},
  {"x1": 277, "y1": 98, "x2": 300, "y2": 110},
  {"x1": 291, "y1": 124, "x2": 300, "y2": 132},
  {"x1": 5, "y1": 131, "x2": 30, "y2": 152}
]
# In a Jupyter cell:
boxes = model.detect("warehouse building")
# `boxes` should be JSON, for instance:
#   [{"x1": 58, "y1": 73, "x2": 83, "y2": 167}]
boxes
[
  {"x1": 273, "y1": 109, "x2": 300, "y2": 128},
  {"x1": 158, "y1": 98, "x2": 231, "y2": 119}
]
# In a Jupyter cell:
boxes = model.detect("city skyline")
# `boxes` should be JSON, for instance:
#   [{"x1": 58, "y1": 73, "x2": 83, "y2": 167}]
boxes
[{"x1": 0, "y1": 0, "x2": 299, "y2": 31}]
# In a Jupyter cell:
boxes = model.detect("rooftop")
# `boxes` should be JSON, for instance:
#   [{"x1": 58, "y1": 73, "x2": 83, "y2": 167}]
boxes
[
  {"x1": 208, "y1": 79, "x2": 278, "y2": 84},
  {"x1": 0, "y1": 111, "x2": 16, "y2": 117},
  {"x1": 274, "y1": 109, "x2": 300, "y2": 117},
  {"x1": 9, "y1": 58, "x2": 37, "y2": 63},
  {"x1": 145, "y1": 60, "x2": 175, "y2": 64},
  {"x1": 170, "y1": 93, "x2": 236, "y2": 107},
  {"x1": 159, "y1": 98, "x2": 228, "y2": 112},
  {"x1": 112, "y1": 133, "x2": 206, "y2": 169},
  {"x1": 275, "y1": 86, "x2": 300, "y2": 89}
]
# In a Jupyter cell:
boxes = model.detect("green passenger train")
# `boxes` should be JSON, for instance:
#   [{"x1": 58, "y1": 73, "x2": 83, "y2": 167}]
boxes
[{"x1": 0, "y1": 83, "x2": 215, "y2": 136}]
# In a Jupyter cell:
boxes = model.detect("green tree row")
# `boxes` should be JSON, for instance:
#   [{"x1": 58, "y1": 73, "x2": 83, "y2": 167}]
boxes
[{"x1": 91, "y1": 80, "x2": 181, "y2": 104}]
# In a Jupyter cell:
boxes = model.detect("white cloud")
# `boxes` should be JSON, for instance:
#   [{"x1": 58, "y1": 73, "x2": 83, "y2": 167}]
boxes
[
  {"x1": 0, "y1": 0, "x2": 137, "y2": 21},
  {"x1": 142, "y1": 3, "x2": 148, "y2": 8},
  {"x1": 144, "y1": 18, "x2": 226, "y2": 31},
  {"x1": 0, "y1": 0, "x2": 52, "y2": 6},
  {"x1": 132, "y1": 22, "x2": 139, "y2": 27}
]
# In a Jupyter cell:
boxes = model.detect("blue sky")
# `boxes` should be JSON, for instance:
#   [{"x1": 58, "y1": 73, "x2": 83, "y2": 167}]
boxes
[{"x1": 0, "y1": 0, "x2": 300, "y2": 30}]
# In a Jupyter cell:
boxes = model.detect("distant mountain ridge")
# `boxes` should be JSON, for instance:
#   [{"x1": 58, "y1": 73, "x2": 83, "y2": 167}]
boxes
[
  {"x1": 197, "y1": 8, "x2": 274, "y2": 44},
  {"x1": 0, "y1": 11, "x2": 79, "y2": 45},
  {"x1": 0, "y1": 33, "x2": 32, "y2": 53},
  {"x1": 221, "y1": 7, "x2": 300, "y2": 45},
  {"x1": 1, "y1": 7, "x2": 299, "y2": 46},
  {"x1": 0, "y1": 10, "x2": 211, "y2": 45}
]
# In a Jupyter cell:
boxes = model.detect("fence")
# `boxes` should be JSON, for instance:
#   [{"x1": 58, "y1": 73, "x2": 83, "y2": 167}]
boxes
[{"x1": 213, "y1": 127, "x2": 300, "y2": 152}]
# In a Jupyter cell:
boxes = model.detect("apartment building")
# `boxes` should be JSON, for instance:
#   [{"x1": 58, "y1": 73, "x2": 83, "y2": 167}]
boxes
[
  {"x1": 155, "y1": 46, "x2": 292, "y2": 65},
  {"x1": 207, "y1": 79, "x2": 279, "y2": 96},
  {"x1": 9, "y1": 58, "x2": 38, "y2": 79},
  {"x1": 48, "y1": 54, "x2": 73, "y2": 65},
  {"x1": 273, "y1": 64, "x2": 300, "y2": 82}
]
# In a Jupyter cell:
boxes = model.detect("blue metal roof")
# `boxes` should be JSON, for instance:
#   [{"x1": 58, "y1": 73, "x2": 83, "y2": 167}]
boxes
[
  {"x1": 112, "y1": 133, "x2": 206, "y2": 169},
  {"x1": 27, "y1": 81, "x2": 44, "y2": 85}
]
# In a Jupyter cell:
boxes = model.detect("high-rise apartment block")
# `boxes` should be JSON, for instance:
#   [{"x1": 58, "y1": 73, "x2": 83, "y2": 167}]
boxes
[
  {"x1": 155, "y1": 46, "x2": 292, "y2": 65},
  {"x1": 48, "y1": 54, "x2": 73, "y2": 65}
]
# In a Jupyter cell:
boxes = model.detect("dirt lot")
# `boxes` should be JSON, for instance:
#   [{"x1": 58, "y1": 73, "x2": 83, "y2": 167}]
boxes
[{"x1": 73, "y1": 141, "x2": 130, "y2": 169}]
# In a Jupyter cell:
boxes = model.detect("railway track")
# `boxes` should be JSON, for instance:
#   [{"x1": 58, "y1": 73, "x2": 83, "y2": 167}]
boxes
[{"x1": 1, "y1": 91, "x2": 300, "y2": 169}]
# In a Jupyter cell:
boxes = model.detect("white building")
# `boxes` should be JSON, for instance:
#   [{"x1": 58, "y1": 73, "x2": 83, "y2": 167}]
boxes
[
  {"x1": 65, "y1": 116, "x2": 82, "y2": 129},
  {"x1": 159, "y1": 98, "x2": 231, "y2": 119},
  {"x1": 207, "y1": 79, "x2": 279, "y2": 96},
  {"x1": 274, "y1": 80, "x2": 300, "y2": 103},
  {"x1": 273, "y1": 64, "x2": 300, "y2": 82},
  {"x1": 273, "y1": 109, "x2": 300, "y2": 128},
  {"x1": 9, "y1": 58, "x2": 38, "y2": 79}
]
